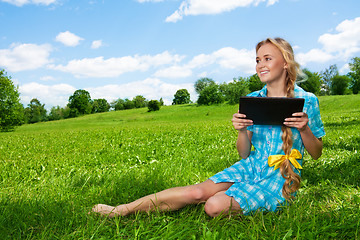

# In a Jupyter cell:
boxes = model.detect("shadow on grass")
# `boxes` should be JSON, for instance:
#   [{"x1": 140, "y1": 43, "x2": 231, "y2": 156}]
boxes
[{"x1": 0, "y1": 197, "x2": 87, "y2": 239}]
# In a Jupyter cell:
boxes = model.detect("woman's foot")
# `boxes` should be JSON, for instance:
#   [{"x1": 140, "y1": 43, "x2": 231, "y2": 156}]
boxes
[{"x1": 91, "y1": 204, "x2": 125, "y2": 217}]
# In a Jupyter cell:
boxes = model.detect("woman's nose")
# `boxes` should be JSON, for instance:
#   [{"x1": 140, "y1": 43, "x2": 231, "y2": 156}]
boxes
[{"x1": 257, "y1": 61, "x2": 265, "y2": 69}]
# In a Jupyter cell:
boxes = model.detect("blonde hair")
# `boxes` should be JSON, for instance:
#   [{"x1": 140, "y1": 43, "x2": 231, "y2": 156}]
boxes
[{"x1": 256, "y1": 38, "x2": 301, "y2": 200}]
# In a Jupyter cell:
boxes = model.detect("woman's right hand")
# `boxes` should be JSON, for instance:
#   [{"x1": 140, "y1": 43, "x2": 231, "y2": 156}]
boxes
[{"x1": 232, "y1": 111, "x2": 253, "y2": 131}]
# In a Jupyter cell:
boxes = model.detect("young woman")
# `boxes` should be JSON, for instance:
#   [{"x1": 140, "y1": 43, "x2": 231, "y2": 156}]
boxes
[{"x1": 91, "y1": 38, "x2": 325, "y2": 217}]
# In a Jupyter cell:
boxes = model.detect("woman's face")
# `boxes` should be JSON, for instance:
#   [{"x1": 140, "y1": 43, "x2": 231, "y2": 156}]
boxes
[{"x1": 256, "y1": 43, "x2": 288, "y2": 85}]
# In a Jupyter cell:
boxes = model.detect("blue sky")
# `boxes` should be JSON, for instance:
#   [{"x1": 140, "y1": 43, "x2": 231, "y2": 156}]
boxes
[{"x1": 0, "y1": 0, "x2": 359, "y2": 108}]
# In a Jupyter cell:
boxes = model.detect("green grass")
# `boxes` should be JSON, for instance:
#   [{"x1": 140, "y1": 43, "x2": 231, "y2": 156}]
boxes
[{"x1": 1, "y1": 95, "x2": 360, "y2": 239}]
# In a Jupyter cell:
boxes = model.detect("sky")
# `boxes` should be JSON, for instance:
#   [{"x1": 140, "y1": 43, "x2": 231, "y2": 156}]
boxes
[{"x1": 0, "y1": 0, "x2": 359, "y2": 109}]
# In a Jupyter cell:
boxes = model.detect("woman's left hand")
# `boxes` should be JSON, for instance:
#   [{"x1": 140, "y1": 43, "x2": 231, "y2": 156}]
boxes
[{"x1": 284, "y1": 112, "x2": 309, "y2": 132}]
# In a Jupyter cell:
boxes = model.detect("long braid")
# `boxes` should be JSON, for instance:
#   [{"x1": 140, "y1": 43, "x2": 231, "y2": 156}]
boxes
[
  {"x1": 257, "y1": 38, "x2": 302, "y2": 200},
  {"x1": 280, "y1": 86, "x2": 301, "y2": 200}
]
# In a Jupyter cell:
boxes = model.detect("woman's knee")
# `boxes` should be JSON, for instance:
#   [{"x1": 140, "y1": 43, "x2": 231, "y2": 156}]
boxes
[
  {"x1": 204, "y1": 194, "x2": 241, "y2": 217},
  {"x1": 204, "y1": 196, "x2": 224, "y2": 217}
]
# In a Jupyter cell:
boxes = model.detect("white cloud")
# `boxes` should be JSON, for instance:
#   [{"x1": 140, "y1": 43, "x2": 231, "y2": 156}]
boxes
[
  {"x1": 297, "y1": 17, "x2": 360, "y2": 67},
  {"x1": 86, "y1": 78, "x2": 196, "y2": 105},
  {"x1": 1, "y1": 0, "x2": 57, "y2": 6},
  {"x1": 188, "y1": 53, "x2": 216, "y2": 68},
  {"x1": 0, "y1": 43, "x2": 52, "y2": 72},
  {"x1": 339, "y1": 63, "x2": 349, "y2": 74},
  {"x1": 152, "y1": 47, "x2": 255, "y2": 79},
  {"x1": 166, "y1": 0, "x2": 278, "y2": 22},
  {"x1": 55, "y1": 31, "x2": 84, "y2": 47},
  {"x1": 296, "y1": 48, "x2": 335, "y2": 66},
  {"x1": 187, "y1": 47, "x2": 255, "y2": 73},
  {"x1": 19, "y1": 82, "x2": 76, "y2": 108},
  {"x1": 213, "y1": 47, "x2": 255, "y2": 72},
  {"x1": 318, "y1": 17, "x2": 360, "y2": 58},
  {"x1": 50, "y1": 46, "x2": 254, "y2": 79},
  {"x1": 154, "y1": 65, "x2": 193, "y2": 78},
  {"x1": 91, "y1": 40, "x2": 103, "y2": 49},
  {"x1": 50, "y1": 51, "x2": 185, "y2": 78}
]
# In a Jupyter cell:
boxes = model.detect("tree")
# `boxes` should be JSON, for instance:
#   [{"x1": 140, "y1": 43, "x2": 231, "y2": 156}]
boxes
[
  {"x1": 111, "y1": 99, "x2": 126, "y2": 111},
  {"x1": 197, "y1": 84, "x2": 224, "y2": 105},
  {"x1": 92, "y1": 98, "x2": 110, "y2": 113},
  {"x1": 194, "y1": 78, "x2": 216, "y2": 94},
  {"x1": 148, "y1": 100, "x2": 161, "y2": 112},
  {"x1": 248, "y1": 74, "x2": 264, "y2": 92},
  {"x1": 48, "y1": 106, "x2": 70, "y2": 121},
  {"x1": 133, "y1": 95, "x2": 147, "y2": 108},
  {"x1": 173, "y1": 89, "x2": 191, "y2": 105},
  {"x1": 348, "y1": 57, "x2": 360, "y2": 94},
  {"x1": 298, "y1": 69, "x2": 322, "y2": 95},
  {"x1": 220, "y1": 77, "x2": 249, "y2": 105},
  {"x1": 67, "y1": 89, "x2": 92, "y2": 117},
  {"x1": 124, "y1": 98, "x2": 135, "y2": 109},
  {"x1": 330, "y1": 75, "x2": 351, "y2": 95},
  {"x1": 24, "y1": 98, "x2": 47, "y2": 123},
  {"x1": 0, "y1": 70, "x2": 24, "y2": 131},
  {"x1": 321, "y1": 65, "x2": 338, "y2": 95}
]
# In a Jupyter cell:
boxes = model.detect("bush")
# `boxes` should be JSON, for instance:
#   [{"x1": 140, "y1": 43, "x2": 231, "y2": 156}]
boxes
[
  {"x1": 48, "y1": 106, "x2": 70, "y2": 121},
  {"x1": 248, "y1": 74, "x2": 264, "y2": 92},
  {"x1": 92, "y1": 99, "x2": 110, "y2": 113},
  {"x1": 124, "y1": 98, "x2": 135, "y2": 110},
  {"x1": 197, "y1": 84, "x2": 224, "y2": 105},
  {"x1": 331, "y1": 75, "x2": 351, "y2": 95},
  {"x1": 133, "y1": 95, "x2": 147, "y2": 108},
  {"x1": 24, "y1": 98, "x2": 47, "y2": 124},
  {"x1": 298, "y1": 69, "x2": 322, "y2": 95},
  {"x1": 220, "y1": 77, "x2": 249, "y2": 105},
  {"x1": 148, "y1": 100, "x2": 161, "y2": 112}
]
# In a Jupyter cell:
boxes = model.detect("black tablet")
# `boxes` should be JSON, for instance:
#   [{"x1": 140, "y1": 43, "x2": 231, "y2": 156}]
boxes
[{"x1": 239, "y1": 96, "x2": 305, "y2": 125}]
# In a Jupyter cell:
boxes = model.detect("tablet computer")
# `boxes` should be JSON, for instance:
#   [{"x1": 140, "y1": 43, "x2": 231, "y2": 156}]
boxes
[{"x1": 239, "y1": 96, "x2": 305, "y2": 125}]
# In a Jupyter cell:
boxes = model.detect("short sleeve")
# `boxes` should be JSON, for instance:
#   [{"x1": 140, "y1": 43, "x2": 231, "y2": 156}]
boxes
[
  {"x1": 304, "y1": 95, "x2": 325, "y2": 139},
  {"x1": 247, "y1": 125, "x2": 254, "y2": 133}
]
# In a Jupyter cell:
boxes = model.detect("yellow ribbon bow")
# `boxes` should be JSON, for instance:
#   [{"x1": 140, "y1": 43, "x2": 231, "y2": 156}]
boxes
[{"x1": 268, "y1": 149, "x2": 303, "y2": 170}]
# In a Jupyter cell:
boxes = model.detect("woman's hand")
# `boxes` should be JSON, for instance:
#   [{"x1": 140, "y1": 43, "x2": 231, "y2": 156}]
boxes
[
  {"x1": 284, "y1": 112, "x2": 309, "y2": 132},
  {"x1": 232, "y1": 111, "x2": 253, "y2": 131}
]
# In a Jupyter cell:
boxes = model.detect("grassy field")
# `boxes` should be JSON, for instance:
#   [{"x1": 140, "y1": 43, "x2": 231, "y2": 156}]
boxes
[{"x1": 1, "y1": 95, "x2": 360, "y2": 239}]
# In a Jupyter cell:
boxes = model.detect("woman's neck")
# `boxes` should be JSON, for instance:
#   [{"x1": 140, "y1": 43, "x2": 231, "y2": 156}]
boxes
[{"x1": 266, "y1": 82, "x2": 287, "y2": 97}]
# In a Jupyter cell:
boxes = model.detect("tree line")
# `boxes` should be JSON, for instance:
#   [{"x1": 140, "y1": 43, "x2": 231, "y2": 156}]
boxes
[{"x1": 1, "y1": 57, "x2": 360, "y2": 131}]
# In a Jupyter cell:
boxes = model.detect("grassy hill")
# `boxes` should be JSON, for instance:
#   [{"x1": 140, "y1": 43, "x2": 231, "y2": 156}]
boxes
[{"x1": 1, "y1": 94, "x2": 359, "y2": 239}]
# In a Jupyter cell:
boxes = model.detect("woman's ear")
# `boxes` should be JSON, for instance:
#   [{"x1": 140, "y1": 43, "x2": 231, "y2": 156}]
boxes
[{"x1": 284, "y1": 63, "x2": 288, "y2": 69}]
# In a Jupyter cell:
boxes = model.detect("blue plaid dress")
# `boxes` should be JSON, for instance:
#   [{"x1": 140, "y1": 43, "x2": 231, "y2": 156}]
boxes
[{"x1": 210, "y1": 85, "x2": 325, "y2": 215}]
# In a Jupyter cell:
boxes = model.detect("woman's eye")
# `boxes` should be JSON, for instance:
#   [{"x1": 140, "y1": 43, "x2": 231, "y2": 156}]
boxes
[
  {"x1": 265, "y1": 57, "x2": 271, "y2": 61},
  {"x1": 256, "y1": 59, "x2": 260, "y2": 63}
]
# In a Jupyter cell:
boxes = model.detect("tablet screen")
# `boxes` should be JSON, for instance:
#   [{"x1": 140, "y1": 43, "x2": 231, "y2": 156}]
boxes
[{"x1": 239, "y1": 96, "x2": 305, "y2": 125}]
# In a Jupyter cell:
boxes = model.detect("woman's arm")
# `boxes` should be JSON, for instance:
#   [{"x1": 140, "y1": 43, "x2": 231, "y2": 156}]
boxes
[
  {"x1": 284, "y1": 112, "x2": 323, "y2": 160},
  {"x1": 232, "y1": 112, "x2": 253, "y2": 159}
]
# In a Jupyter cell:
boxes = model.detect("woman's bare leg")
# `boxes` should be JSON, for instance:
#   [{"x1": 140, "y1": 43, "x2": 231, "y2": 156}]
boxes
[
  {"x1": 91, "y1": 179, "x2": 233, "y2": 217},
  {"x1": 204, "y1": 191, "x2": 242, "y2": 217}
]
